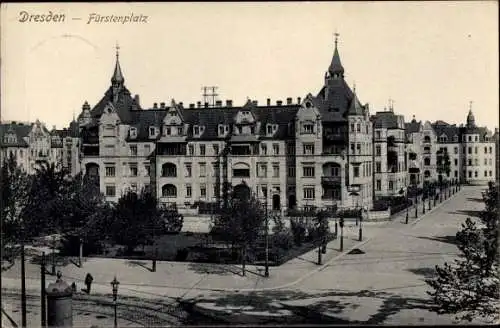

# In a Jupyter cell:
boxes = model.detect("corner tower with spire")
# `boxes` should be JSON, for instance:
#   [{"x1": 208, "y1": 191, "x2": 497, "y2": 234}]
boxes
[{"x1": 111, "y1": 43, "x2": 125, "y2": 102}]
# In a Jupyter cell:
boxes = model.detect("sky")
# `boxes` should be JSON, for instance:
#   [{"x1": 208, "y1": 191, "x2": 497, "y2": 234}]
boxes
[{"x1": 1, "y1": 1, "x2": 498, "y2": 131}]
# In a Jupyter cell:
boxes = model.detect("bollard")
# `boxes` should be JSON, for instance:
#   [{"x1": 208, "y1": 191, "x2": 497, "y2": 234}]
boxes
[{"x1": 46, "y1": 271, "x2": 73, "y2": 328}]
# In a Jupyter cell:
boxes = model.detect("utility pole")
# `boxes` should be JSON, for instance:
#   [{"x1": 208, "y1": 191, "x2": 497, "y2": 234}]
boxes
[
  {"x1": 202, "y1": 86, "x2": 219, "y2": 107},
  {"x1": 41, "y1": 252, "x2": 47, "y2": 328}
]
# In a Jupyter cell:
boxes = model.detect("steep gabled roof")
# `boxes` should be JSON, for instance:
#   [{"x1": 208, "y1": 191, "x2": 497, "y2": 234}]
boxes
[
  {"x1": 0, "y1": 123, "x2": 31, "y2": 147},
  {"x1": 314, "y1": 79, "x2": 354, "y2": 122},
  {"x1": 372, "y1": 111, "x2": 403, "y2": 129}
]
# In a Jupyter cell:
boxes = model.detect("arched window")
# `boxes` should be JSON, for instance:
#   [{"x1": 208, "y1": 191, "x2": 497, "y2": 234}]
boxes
[
  {"x1": 424, "y1": 136, "x2": 431, "y2": 143},
  {"x1": 424, "y1": 170, "x2": 431, "y2": 178},
  {"x1": 424, "y1": 157, "x2": 431, "y2": 166},
  {"x1": 162, "y1": 184, "x2": 177, "y2": 197},
  {"x1": 161, "y1": 163, "x2": 177, "y2": 177}
]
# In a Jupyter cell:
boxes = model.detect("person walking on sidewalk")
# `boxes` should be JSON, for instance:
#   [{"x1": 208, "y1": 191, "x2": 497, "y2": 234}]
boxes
[{"x1": 85, "y1": 273, "x2": 93, "y2": 294}]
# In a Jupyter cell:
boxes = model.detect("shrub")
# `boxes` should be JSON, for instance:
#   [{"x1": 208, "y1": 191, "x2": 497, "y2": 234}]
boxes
[{"x1": 175, "y1": 248, "x2": 189, "y2": 261}]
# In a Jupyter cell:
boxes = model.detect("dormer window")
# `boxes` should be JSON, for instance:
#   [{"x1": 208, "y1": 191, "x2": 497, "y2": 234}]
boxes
[
  {"x1": 170, "y1": 111, "x2": 177, "y2": 117},
  {"x1": 129, "y1": 127, "x2": 137, "y2": 139},
  {"x1": 194, "y1": 126, "x2": 200, "y2": 135},
  {"x1": 453, "y1": 135, "x2": 458, "y2": 142},
  {"x1": 267, "y1": 125, "x2": 273, "y2": 135},
  {"x1": 266, "y1": 124, "x2": 278, "y2": 136},
  {"x1": 149, "y1": 127, "x2": 157, "y2": 138},
  {"x1": 219, "y1": 126, "x2": 225, "y2": 136},
  {"x1": 166, "y1": 127, "x2": 171, "y2": 135},
  {"x1": 177, "y1": 127, "x2": 183, "y2": 135}
]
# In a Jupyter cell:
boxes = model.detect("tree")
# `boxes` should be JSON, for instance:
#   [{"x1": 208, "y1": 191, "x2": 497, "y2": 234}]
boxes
[
  {"x1": 111, "y1": 190, "x2": 163, "y2": 254},
  {"x1": 426, "y1": 181, "x2": 499, "y2": 323},
  {"x1": 210, "y1": 185, "x2": 266, "y2": 276},
  {"x1": 22, "y1": 162, "x2": 71, "y2": 238},
  {"x1": 436, "y1": 149, "x2": 451, "y2": 186},
  {"x1": 0, "y1": 153, "x2": 30, "y2": 260}
]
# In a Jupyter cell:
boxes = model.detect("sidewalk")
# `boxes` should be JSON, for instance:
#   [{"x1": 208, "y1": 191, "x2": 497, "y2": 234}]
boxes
[{"x1": 1, "y1": 189, "x2": 460, "y2": 302}]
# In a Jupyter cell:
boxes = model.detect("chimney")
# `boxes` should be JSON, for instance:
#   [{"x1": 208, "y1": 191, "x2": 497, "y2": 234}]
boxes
[
  {"x1": 267, "y1": 98, "x2": 271, "y2": 106},
  {"x1": 286, "y1": 97, "x2": 292, "y2": 105},
  {"x1": 197, "y1": 101, "x2": 201, "y2": 108},
  {"x1": 53, "y1": 125, "x2": 56, "y2": 131},
  {"x1": 189, "y1": 103, "x2": 195, "y2": 109},
  {"x1": 226, "y1": 100, "x2": 233, "y2": 107},
  {"x1": 276, "y1": 100, "x2": 283, "y2": 106},
  {"x1": 134, "y1": 94, "x2": 140, "y2": 107},
  {"x1": 215, "y1": 100, "x2": 222, "y2": 107},
  {"x1": 204, "y1": 102, "x2": 209, "y2": 108},
  {"x1": 160, "y1": 102, "x2": 166, "y2": 109},
  {"x1": 252, "y1": 100, "x2": 258, "y2": 106},
  {"x1": 179, "y1": 102, "x2": 183, "y2": 107},
  {"x1": 297, "y1": 97, "x2": 301, "y2": 104},
  {"x1": 153, "y1": 103, "x2": 158, "y2": 109}
]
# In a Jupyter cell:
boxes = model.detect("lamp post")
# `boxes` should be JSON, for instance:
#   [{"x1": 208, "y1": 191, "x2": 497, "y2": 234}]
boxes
[
  {"x1": 51, "y1": 235, "x2": 56, "y2": 275},
  {"x1": 264, "y1": 188, "x2": 269, "y2": 278},
  {"x1": 422, "y1": 188, "x2": 426, "y2": 214},
  {"x1": 414, "y1": 185, "x2": 418, "y2": 218},
  {"x1": 21, "y1": 226, "x2": 27, "y2": 328},
  {"x1": 339, "y1": 217, "x2": 344, "y2": 251},
  {"x1": 110, "y1": 276, "x2": 120, "y2": 328},
  {"x1": 428, "y1": 187, "x2": 431, "y2": 211},
  {"x1": 405, "y1": 186, "x2": 409, "y2": 224},
  {"x1": 358, "y1": 208, "x2": 363, "y2": 241},
  {"x1": 41, "y1": 252, "x2": 47, "y2": 328}
]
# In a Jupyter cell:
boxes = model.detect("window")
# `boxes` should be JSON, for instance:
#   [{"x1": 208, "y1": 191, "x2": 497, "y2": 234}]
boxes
[
  {"x1": 474, "y1": 171, "x2": 478, "y2": 178},
  {"x1": 356, "y1": 143, "x2": 361, "y2": 154},
  {"x1": 129, "y1": 163, "x2": 138, "y2": 176},
  {"x1": 489, "y1": 159, "x2": 492, "y2": 165},
  {"x1": 261, "y1": 144, "x2": 267, "y2": 155},
  {"x1": 468, "y1": 159, "x2": 472, "y2": 166},
  {"x1": 350, "y1": 143, "x2": 355, "y2": 154},
  {"x1": 194, "y1": 126, "x2": 200, "y2": 135},
  {"x1": 144, "y1": 164, "x2": 150, "y2": 176},
  {"x1": 199, "y1": 163, "x2": 206, "y2": 177},
  {"x1": 484, "y1": 147, "x2": 488, "y2": 153},
  {"x1": 475, "y1": 159, "x2": 478, "y2": 166},
  {"x1": 200, "y1": 184, "x2": 206, "y2": 198},
  {"x1": 233, "y1": 168, "x2": 250, "y2": 177},
  {"x1": 454, "y1": 159, "x2": 458, "y2": 166},
  {"x1": 286, "y1": 143, "x2": 295, "y2": 155},
  {"x1": 288, "y1": 166, "x2": 296, "y2": 177},
  {"x1": 489, "y1": 171, "x2": 492, "y2": 176},
  {"x1": 258, "y1": 164, "x2": 267, "y2": 177},
  {"x1": 454, "y1": 170, "x2": 458, "y2": 177},
  {"x1": 485, "y1": 170, "x2": 488, "y2": 177},
  {"x1": 185, "y1": 163, "x2": 192, "y2": 177},
  {"x1": 468, "y1": 171, "x2": 472, "y2": 178},
  {"x1": 468, "y1": 147, "x2": 472, "y2": 154},
  {"x1": 162, "y1": 184, "x2": 177, "y2": 197},
  {"x1": 356, "y1": 123, "x2": 361, "y2": 132},
  {"x1": 162, "y1": 163, "x2": 177, "y2": 177},
  {"x1": 376, "y1": 180, "x2": 381, "y2": 191},
  {"x1": 200, "y1": 144, "x2": 206, "y2": 156},
  {"x1": 303, "y1": 143, "x2": 314, "y2": 155},
  {"x1": 485, "y1": 158, "x2": 488, "y2": 165},
  {"x1": 130, "y1": 183, "x2": 137, "y2": 193},
  {"x1": 267, "y1": 125, "x2": 273, "y2": 135},
  {"x1": 468, "y1": 136, "x2": 472, "y2": 142},
  {"x1": 186, "y1": 185, "x2": 192, "y2": 198},
  {"x1": 105, "y1": 185, "x2": 116, "y2": 197},
  {"x1": 212, "y1": 163, "x2": 219, "y2": 177},
  {"x1": 375, "y1": 145, "x2": 381, "y2": 156},
  {"x1": 475, "y1": 136, "x2": 478, "y2": 142},
  {"x1": 303, "y1": 166, "x2": 315, "y2": 177},
  {"x1": 105, "y1": 165, "x2": 115, "y2": 177},
  {"x1": 303, "y1": 123, "x2": 314, "y2": 134},
  {"x1": 273, "y1": 164, "x2": 279, "y2": 177},
  {"x1": 149, "y1": 127, "x2": 156, "y2": 137},
  {"x1": 219, "y1": 126, "x2": 225, "y2": 136},
  {"x1": 144, "y1": 144, "x2": 151, "y2": 155},
  {"x1": 350, "y1": 123, "x2": 355, "y2": 131},
  {"x1": 177, "y1": 127, "x2": 183, "y2": 135},
  {"x1": 489, "y1": 146, "x2": 493, "y2": 154},
  {"x1": 213, "y1": 144, "x2": 219, "y2": 155},
  {"x1": 303, "y1": 187, "x2": 315, "y2": 199},
  {"x1": 454, "y1": 147, "x2": 458, "y2": 154},
  {"x1": 353, "y1": 166, "x2": 360, "y2": 177},
  {"x1": 166, "y1": 127, "x2": 171, "y2": 135},
  {"x1": 376, "y1": 162, "x2": 381, "y2": 173},
  {"x1": 388, "y1": 181, "x2": 393, "y2": 190},
  {"x1": 474, "y1": 147, "x2": 478, "y2": 154},
  {"x1": 188, "y1": 145, "x2": 194, "y2": 156},
  {"x1": 130, "y1": 145, "x2": 137, "y2": 156},
  {"x1": 376, "y1": 131, "x2": 381, "y2": 139},
  {"x1": 273, "y1": 144, "x2": 279, "y2": 155}
]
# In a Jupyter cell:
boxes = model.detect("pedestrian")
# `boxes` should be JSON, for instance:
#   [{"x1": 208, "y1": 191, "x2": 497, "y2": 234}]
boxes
[{"x1": 85, "y1": 273, "x2": 93, "y2": 294}]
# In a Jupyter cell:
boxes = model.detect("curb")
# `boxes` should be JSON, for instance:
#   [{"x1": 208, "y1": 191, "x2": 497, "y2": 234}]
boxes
[{"x1": 411, "y1": 189, "x2": 461, "y2": 227}]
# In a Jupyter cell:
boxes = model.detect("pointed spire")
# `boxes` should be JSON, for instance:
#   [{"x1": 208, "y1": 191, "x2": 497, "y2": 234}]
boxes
[
  {"x1": 466, "y1": 100, "x2": 476, "y2": 128},
  {"x1": 328, "y1": 32, "x2": 344, "y2": 77},
  {"x1": 348, "y1": 82, "x2": 363, "y2": 116},
  {"x1": 111, "y1": 43, "x2": 124, "y2": 84}
]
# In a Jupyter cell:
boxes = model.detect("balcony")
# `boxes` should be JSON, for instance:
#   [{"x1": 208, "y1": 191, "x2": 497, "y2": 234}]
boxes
[{"x1": 321, "y1": 176, "x2": 341, "y2": 184}]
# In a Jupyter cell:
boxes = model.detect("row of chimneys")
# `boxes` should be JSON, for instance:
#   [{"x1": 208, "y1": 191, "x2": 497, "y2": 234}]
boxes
[{"x1": 147, "y1": 97, "x2": 302, "y2": 110}]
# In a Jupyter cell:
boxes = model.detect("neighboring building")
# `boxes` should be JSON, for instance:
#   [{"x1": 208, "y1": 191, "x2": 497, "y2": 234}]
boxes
[
  {"x1": 494, "y1": 128, "x2": 499, "y2": 184},
  {"x1": 371, "y1": 107, "x2": 407, "y2": 198},
  {"x1": 404, "y1": 116, "x2": 425, "y2": 187},
  {"x1": 0, "y1": 120, "x2": 79, "y2": 175},
  {"x1": 77, "y1": 38, "x2": 373, "y2": 212}
]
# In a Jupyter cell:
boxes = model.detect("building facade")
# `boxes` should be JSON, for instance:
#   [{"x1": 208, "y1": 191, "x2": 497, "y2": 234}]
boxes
[
  {"x1": 77, "y1": 39, "x2": 374, "y2": 212},
  {"x1": 0, "y1": 120, "x2": 79, "y2": 175}
]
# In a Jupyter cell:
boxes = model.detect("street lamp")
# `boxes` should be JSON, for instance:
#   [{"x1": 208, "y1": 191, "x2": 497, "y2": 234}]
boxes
[
  {"x1": 51, "y1": 235, "x2": 56, "y2": 275},
  {"x1": 110, "y1": 276, "x2": 120, "y2": 328},
  {"x1": 358, "y1": 207, "x2": 363, "y2": 241},
  {"x1": 414, "y1": 184, "x2": 418, "y2": 218},
  {"x1": 405, "y1": 186, "x2": 409, "y2": 224},
  {"x1": 339, "y1": 217, "x2": 344, "y2": 251}
]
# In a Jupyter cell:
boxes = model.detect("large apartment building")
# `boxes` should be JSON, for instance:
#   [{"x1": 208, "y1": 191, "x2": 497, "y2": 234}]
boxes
[
  {"x1": 77, "y1": 39, "x2": 374, "y2": 212},
  {"x1": 404, "y1": 107, "x2": 496, "y2": 187},
  {"x1": 371, "y1": 108, "x2": 407, "y2": 197},
  {"x1": 0, "y1": 120, "x2": 79, "y2": 175}
]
